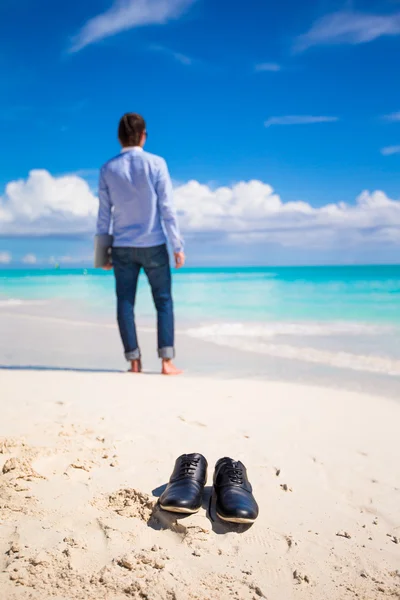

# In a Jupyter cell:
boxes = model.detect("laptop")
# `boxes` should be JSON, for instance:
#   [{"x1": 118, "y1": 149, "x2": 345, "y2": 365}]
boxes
[{"x1": 94, "y1": 234, "x2": 113, "y2": 268}]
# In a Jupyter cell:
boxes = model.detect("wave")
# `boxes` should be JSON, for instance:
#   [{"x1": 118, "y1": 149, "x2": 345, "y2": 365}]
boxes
[
  {"x1": 186, "y1": 322, "x2": 400, "y2": 376},
  {"x1": 0, "y1": 299, "x2": 46, "y2": 307},
  {"x1": 186, "y1": 321, "x2": 393, "y2": 339}
]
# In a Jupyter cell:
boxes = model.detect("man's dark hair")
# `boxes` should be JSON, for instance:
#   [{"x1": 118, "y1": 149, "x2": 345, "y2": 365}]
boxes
[{"x1": 118, "y1": 113, "x2": 146, "y2": 147}]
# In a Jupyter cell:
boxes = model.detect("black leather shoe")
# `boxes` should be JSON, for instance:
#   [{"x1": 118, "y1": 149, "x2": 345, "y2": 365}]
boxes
[
  {"x1": 159, "y1": 453, "x2": 208, "y2": 514},
  {"x1": 214, "y1": 458, "x2": 259, "y2": 524}
]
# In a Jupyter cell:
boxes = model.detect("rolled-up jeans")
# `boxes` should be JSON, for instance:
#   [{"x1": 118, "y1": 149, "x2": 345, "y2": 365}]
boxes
[{"x1": 112, "y1": 244, "x2": 175, "y2": 361}]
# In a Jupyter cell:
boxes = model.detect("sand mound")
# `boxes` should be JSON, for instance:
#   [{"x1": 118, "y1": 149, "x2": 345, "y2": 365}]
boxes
[
  {"x1": 0, "y1": 439, "x2": 43, "y2": 518},
  {"x1": 2, "y1": 457, "x2": 45, "y2": 480},
  {"x1": 0, "y1": 437, "x2": 26, "y2": 454},
  {"x1": 101, "y1": 488, "x2": 157, "y2": 521},
  {"x1": 0, "y1": 480, "x2": 37, "y2": 517}
]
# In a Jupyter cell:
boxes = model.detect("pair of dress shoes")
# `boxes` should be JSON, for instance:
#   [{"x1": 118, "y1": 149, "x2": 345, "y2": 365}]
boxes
[{"x1": 159, "y1": 453, "x2": 259, "y2": 524}]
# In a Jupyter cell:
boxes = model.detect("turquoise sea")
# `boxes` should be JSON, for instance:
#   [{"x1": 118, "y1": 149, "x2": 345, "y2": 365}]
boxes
[{"x1": 1, "y1": 265, "x2": 400, "y2": 376}]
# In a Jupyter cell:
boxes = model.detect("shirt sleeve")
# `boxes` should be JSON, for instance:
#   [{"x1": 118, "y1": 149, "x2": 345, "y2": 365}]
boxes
[
  {"x1": 96, "y1": 168, "x2": 112, "y2": 235},
  {"x1": 155, "y1": 159, "x2": 184, "y2": 253}
]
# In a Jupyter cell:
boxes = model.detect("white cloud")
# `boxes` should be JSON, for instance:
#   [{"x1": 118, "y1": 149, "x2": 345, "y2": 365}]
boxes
[
  {"x1": 254, "y1": 63, "x2": 281, "y2": 72},
  {"x1": 0, "y1": 170, "x2": 98, "y2": 235},
  {"x1": 22, "y1": 254, "x2": 37, "y2": 264},
  {"x1": 295, "y1": 10, "x2": 400, "y2": 52},
  {"x1": 1, "y1": 170, "x2": 400, "y2": 250},
  {"x1": 173, "y1": 181, "x2": 400, "y2": 246},
  {"x1": 381, "y1": 145, "x2": 400, "y2": 156},
  {"x1": 69, "y1": 0, "x2": 196, "y2": 53},
  {"x1": 265, "y1": 115, "x2": 338, "y2": 127},
  {"x1": 384, "y1": 112, "x2": 400, "y2": 122},
  {"x1": 0, "y1": 252, "x2": 11, "y2": 264}
]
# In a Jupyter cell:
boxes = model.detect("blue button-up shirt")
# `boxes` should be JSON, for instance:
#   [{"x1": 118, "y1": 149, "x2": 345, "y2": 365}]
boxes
[{"x1": 96, "y1": 147, "x2": 183, "y2": 252}]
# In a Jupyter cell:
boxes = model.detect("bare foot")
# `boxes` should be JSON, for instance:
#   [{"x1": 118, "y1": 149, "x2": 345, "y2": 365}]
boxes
[
  {"x1": 128, "y1": 359, "x2": 142, "y2": 373},
  {"x1": 162, "y1": 360, "x2": 183, "y2": 376}
]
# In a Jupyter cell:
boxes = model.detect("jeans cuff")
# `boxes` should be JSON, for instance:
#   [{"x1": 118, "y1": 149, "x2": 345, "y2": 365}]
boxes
[
  {"x1": 125, "y1": 349, "x2": 141, "y2": 361},
  {"x1": 158, "y1": 347, "x2": 175, "y2": 360}
]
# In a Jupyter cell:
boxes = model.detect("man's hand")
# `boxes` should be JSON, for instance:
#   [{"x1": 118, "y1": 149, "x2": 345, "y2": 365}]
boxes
[
  {"x1": 102, "y1": 262, "x2": 113, "y2": 271},
  {"x1": 174, "y1": 251, "x2": 185, "y2": 269}
]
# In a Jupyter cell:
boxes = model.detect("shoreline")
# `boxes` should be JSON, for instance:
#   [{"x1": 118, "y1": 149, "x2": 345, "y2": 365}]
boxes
[{"x1": 1, "y1": 305, "x2": 400, "y2": 400}]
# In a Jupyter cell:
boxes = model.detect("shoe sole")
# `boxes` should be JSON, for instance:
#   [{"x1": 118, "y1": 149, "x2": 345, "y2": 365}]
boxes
[
  {"x1": 159, "y1": 504, "x2": 200, "y2": 514},
  {"x1": 216, "y1": 512, "x2": 256, "y2": 524}
]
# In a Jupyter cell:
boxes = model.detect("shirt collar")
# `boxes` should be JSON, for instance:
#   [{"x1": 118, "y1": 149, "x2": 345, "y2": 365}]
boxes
[{"x1": 121, "y1": 146, "x2": 143, "y2": 153}]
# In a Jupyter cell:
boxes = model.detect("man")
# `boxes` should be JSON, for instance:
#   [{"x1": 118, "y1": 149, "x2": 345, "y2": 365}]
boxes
[{"x1": 96, "y1": 113, "x2": 185, "y2": 375}]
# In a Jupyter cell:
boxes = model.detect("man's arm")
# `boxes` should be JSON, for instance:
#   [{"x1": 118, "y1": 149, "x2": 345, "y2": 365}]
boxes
[
  {"x1": 155, "y1": 159, "x2": 185, "y2": 267},
  {"x1": 96, "y1": 168, "x2": 112, "y2": 236}
]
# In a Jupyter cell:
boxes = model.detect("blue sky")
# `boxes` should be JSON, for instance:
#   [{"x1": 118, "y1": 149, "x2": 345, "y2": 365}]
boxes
[{"x1": 1, "y1": 0, "x2": 400, "y2": 266}]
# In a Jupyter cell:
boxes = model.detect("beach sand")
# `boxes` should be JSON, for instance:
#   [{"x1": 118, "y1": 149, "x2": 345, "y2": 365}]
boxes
[{"x1": 0, "y1": 369, "x2": 399, "y2": 600}]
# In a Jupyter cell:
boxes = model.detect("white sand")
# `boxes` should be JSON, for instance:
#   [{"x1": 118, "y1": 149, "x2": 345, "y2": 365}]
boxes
[{"x1": 0, "y1": 370, "x2": 399, "y2": 600}]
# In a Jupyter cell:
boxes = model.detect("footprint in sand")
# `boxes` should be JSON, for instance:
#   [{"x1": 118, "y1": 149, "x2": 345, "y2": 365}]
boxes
[
  {"x1": 0, "y1": 479, "x2": 37, "y2": 518},
  {"x1": 65, "y1": 459, "x2": 96, "y2": 474},
  {"x1": 178, "y1": 416, "x2": 207, "y2": 428},
  {"x1": 293, "y1": 570, "x2": 311, "y2": 584},
  {"x1": 280, "y1": 483, "x2": 293, "y2": 492},
  {"x1": 202, "y1": 573, "x2": 266, "y2": 599},
  {"x1": 285, "y1": 535, "x2": 297, "y2": 550}
]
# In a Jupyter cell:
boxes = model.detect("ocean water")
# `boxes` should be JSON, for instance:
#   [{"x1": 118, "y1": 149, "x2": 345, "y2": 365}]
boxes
[{"x1": 1, "y1": 266, "x2": 400, "y2": 376}]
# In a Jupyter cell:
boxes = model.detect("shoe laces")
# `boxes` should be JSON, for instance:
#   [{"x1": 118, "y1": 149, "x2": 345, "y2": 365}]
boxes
[
  {"x1": 226, "y1": 462, "x2": 244, "y2": 485},
  {"x1": 178, "y1": 456, "x2": 200, "y2": 478}
]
